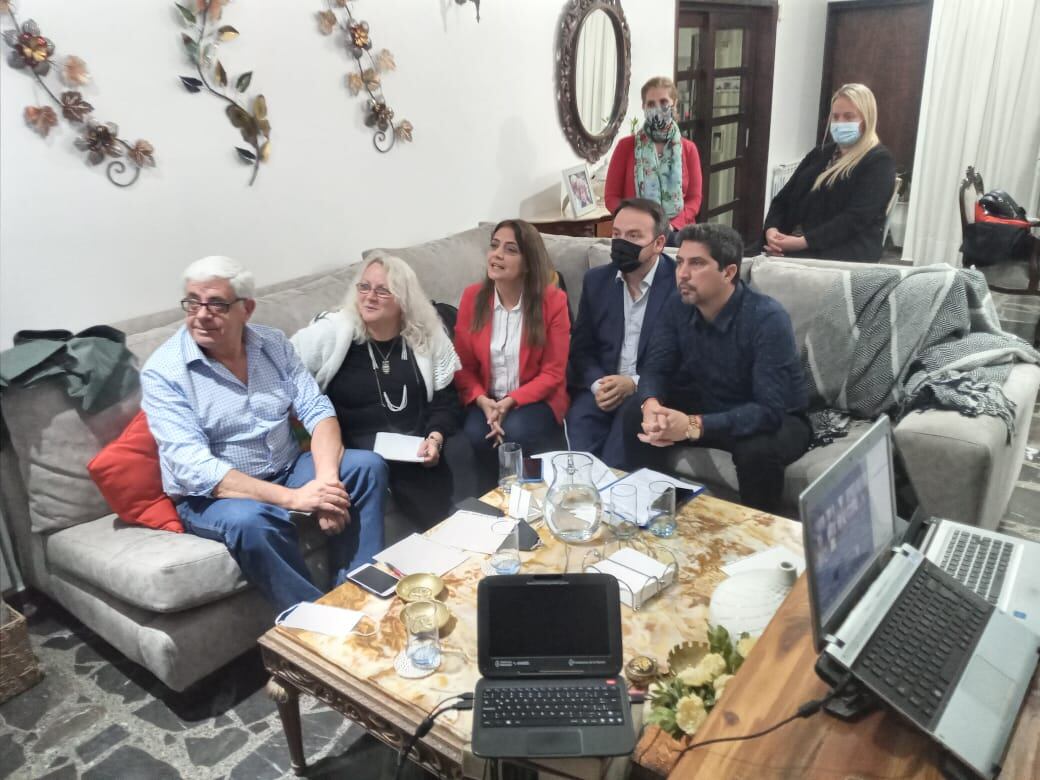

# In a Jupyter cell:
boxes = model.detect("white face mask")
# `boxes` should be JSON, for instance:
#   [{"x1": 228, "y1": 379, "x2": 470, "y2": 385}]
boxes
[{"x1": 830, "y1": 121, "x2": 862, "y2": 146}]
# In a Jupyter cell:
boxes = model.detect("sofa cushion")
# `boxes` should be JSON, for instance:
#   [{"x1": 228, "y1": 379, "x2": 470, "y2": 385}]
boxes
[
  {"x1": 45, "y1": 513, "x2": 329, "y2": 613},
  {"x1": 539, "y1": 234, "x2": 610, "y2": 309},
  {"x1": 1, "y1": 380, "x2": 140, "y2": 533},
  {"x1": 744, "y1": 257, "x2": 849, "y2": 348},
  {"x1": 364, "y1": 225, "x2": 493, "y2": 308},
  {"x1": 87, "y1": 410, "x2": 182, "y2": 533}
]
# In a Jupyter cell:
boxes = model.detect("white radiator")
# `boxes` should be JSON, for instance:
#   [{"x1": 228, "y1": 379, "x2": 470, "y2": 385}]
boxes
[{"x1": 770, "y1": 161, "x2": 800, "y2": 199}]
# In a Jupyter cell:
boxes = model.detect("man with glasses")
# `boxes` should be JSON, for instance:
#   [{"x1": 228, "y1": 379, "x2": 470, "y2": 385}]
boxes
[{"x1": 140, "y1": 256, "x2": 388, "y2": 612}]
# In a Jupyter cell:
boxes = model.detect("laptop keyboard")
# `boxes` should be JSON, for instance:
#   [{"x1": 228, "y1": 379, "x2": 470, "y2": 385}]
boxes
[
  {"x1": 479, "y1": 682, "x2": 626, "y2": 729},
  {"x1": 937, "y1": 530, "x2": 1014, "y2": 604},
  {"x1": 853, "y1": 564, "x2": 991, "y2": 728}
]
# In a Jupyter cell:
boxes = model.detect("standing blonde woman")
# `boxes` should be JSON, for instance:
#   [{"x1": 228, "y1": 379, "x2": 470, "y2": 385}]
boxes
[
  {"x1": 292, "y1": 255, "x2": 463, "y2": 530},
  {"x1": 763, "y1": 83, "x2": 896, "y2": 262}
]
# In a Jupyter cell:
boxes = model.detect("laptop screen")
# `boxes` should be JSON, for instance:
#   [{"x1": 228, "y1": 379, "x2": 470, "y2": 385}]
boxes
[
  {"x1": 477, "y1": 574, "x2": 623, "y2": 677},
  {"x1": 800, "y1": 417, "x2": 899, "y2": 651}
]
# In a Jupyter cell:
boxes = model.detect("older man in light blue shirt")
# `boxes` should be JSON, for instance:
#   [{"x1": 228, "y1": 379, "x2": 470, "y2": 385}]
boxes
[{"x1": 141, "y1": 256, "x2": 388, "y2": 612}]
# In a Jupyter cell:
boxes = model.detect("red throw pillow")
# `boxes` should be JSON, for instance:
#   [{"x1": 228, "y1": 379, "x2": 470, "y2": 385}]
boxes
[{"x1": 87, "y1": 410, "x2": 183, "y2": 533}]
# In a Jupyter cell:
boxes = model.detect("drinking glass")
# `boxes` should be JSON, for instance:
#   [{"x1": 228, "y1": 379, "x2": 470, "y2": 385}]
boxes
[
  {"x1": 607, "y1": 484, "x2": 639, "y2": 540},
  {"x1": 489, "y1": 519, "x2": 521, "y2": 575},
  {"x1": 498, "y1": 442, "x2": 522, "y2": 491},
  {"x1": 648, "y1": 481, "x2": 677, "y2": 538},
  {"x1": 405, "y1": 606, "x2": 442, "y2": 670}
]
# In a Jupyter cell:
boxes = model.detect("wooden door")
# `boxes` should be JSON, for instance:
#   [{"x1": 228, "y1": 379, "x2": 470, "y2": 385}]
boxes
[
  {"x1": 675, "y1": 2, "x2": 777, "y2": 243},
  {"x1": 820, "y1": 0, "x2": 932, "y2": 179}
]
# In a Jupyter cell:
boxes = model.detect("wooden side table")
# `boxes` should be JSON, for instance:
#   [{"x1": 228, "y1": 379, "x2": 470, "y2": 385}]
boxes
[{"x1": 527, "y1": 206, "x2": 613, "y2": 238}]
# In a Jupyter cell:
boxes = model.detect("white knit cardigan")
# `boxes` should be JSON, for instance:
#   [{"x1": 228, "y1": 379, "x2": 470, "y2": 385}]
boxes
[{"x1": 290, "y1": 310, "x2": 461, "y2": 399}]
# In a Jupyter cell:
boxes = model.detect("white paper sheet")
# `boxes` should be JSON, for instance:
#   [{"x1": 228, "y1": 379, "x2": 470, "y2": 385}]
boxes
[
  {"x1": 533, "y1": 450, "x2": 615, "y2": 490},
  {"x1": 426, "y1": 511, "x2": 516, "y2": 555},
  {"x1": 721, "y1": 545, "x2": 805, "y2": 577},
  {"x1": 599, "y1": 468, "x2": 704, "y2": 526},
  {"x1": 275, "y1": 602, "x2": 365, "y2": 636},
  {"x1": 373, "y1": 432, "x2": 425, "y2": 463},
  {"x1": 373, "y1": 533, "x2": 471, "y2": 576}
]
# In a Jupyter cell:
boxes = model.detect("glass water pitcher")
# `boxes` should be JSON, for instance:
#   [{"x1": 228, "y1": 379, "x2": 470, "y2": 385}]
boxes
[{"x1": 543, "y1": 453, "x2": 602, "y2": 542}]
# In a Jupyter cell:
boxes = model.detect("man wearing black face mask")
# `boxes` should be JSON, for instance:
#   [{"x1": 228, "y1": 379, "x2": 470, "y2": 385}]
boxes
[{"x1": 565, "y1": 198, "x2": 677, "y2": 467}]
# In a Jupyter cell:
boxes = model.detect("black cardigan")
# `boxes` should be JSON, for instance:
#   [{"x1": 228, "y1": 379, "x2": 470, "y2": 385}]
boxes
[{"x1": 763, "y1": 143, "x2": 897, "y2": 262}]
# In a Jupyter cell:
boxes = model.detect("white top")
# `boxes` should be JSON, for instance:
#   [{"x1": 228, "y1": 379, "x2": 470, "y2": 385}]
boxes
[
  {"x1": 592, "y1": 256, "x2": 660, "y2": 393},
  {"x1": 490, "y1": 290, "x2": 523, "y2": 399}
]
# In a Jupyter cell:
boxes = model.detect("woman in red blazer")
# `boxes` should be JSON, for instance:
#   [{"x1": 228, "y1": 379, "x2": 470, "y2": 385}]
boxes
[
  {"x1": 605, "y1": 76, "x2": 703, "y2": 245},
  {"x1": 454, "y1": 219, "x2": 570, "y2": 491}
]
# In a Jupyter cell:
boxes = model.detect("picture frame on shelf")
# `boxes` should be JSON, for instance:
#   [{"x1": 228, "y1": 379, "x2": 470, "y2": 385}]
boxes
[{"x1": 561, "y1": 163, "x2": 597, "y2": 217}]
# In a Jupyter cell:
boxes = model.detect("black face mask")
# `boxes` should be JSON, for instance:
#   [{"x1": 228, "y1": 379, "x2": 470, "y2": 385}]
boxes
[{"x1": 610, "y1": 238, "x2": 647, "y2": 274}]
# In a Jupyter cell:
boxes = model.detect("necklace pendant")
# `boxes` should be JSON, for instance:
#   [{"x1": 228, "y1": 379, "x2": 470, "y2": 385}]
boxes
[{"x1": 381, "y1": 359, "x2": 390, "y2": 374}]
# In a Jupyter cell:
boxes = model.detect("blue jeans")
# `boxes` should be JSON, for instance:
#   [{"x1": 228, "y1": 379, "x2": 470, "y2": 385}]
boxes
[
  {"x1": 463, "y1": 402, "x2": 565, "y2": 493},
  {"x1": 177, "y1": 450, "x2": 389, "y2": 613}
]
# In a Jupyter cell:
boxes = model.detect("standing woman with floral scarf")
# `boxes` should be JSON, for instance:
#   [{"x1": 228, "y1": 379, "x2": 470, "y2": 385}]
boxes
[{"x1": 605, "y1": 77, "x2": 703, "y2": 246}]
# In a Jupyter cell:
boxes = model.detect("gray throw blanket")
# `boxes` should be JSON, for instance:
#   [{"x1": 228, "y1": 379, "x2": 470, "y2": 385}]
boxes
[{"x1": 802, "y1": 264, "x2": 1039, "y2": 440}]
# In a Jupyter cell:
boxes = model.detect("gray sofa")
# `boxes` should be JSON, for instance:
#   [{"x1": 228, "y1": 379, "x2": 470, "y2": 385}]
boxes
[{"x1": 1, "y1": 224, "x2": 1035, "y2": 691}]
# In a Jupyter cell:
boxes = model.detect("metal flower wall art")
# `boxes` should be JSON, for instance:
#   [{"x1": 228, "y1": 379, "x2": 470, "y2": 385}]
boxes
[
  {"x1": 1, "y1": 5, "x2": 155, "y2": 187},
  {"x1": 175, "y1": 1, "x2": 269, "y2": 185},
  {"x1": 316, "y1": 1, "x2": 412, "y2": 153}
]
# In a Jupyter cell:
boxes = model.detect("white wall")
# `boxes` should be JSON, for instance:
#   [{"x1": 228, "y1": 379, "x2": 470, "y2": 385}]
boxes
[
  {"x1": 0, "y1": 0, "x2": 674, "y2": 346},
  {"x1": 762, "y1": 0, "x2": 829, "y2": 221}
]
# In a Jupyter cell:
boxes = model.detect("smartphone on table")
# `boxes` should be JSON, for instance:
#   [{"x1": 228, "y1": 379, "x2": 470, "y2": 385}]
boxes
[
  {"x1": 346, "y1": 563, "x2": 400, "y2": 598},
  {"x1": 520, "y1": 457, "x2": 544, "y2": 483}
]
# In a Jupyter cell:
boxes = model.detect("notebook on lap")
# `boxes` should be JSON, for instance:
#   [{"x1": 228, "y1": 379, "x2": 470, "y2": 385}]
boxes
[
  {"x1": 471, "y1": 573, "x2": 636, "y2": 759},
  {"x1": 799, "y1": 417, "x2": 1040, "y2": 779}
]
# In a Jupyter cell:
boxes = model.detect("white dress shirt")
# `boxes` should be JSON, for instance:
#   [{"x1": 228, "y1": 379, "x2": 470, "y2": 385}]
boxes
[
  {"x1": 489, "y1": 291, "x2": 523, "y2": 399},
  {"x1": 592, "y1": 256, "x2": 660, "y2": 393}
]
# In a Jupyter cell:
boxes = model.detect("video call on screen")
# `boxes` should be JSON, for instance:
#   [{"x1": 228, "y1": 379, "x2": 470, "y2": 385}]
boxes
[
  {"x1": 488, "y1": 583, "x2": 610, "y2": 659},
  {"x1": 809, "y1": 436, "x2": 895, "y2": 624}
]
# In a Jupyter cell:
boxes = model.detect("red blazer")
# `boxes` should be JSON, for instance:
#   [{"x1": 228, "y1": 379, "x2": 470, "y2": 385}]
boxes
[
  {"x1": 604, "y1": 135, "x2": 703, "y2": 229},
  {"x1": 453, "y1": 283, "x2": 571, "y2": 424}
]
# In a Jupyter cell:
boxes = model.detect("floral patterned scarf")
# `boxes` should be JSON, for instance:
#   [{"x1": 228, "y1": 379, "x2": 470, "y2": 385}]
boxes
[{"x1": 633, "y1": 122, "x2": 683, "y2": 220}]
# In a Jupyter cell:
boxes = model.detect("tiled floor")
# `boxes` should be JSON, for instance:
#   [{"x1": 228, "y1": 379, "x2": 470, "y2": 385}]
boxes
[{"x1": 2, "y1": 294, "x2": 1038, "y2": 780}]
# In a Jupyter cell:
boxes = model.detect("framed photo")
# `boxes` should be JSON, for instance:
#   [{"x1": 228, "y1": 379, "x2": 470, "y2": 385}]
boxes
[{"x1": 561, "y1": 163, "x2": 597, "y2": 217}]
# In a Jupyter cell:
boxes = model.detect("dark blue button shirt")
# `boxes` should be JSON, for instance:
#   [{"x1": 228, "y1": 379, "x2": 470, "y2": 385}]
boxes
[{"x1": 638, "y1": 281, "x2": 806, "y2": 437}]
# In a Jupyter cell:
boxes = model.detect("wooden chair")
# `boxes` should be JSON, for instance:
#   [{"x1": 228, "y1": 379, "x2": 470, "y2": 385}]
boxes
[{"x1": 958, "y1": 165, "x2": 1040, "y2": 345}]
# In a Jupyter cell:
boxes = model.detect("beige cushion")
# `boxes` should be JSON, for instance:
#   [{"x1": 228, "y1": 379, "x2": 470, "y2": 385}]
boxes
[
  {"x1": 364, "y1": 225, "x2": 493, "y2": 307},
  {"x1": 1, "y1": 382, "x2": 139, "y2": 533},
  {"x1": 745, "y1": 258, "x2": 848, "y2": 347},
  {"x1": 539, "y1": 234, "x2": 609, "y2": 308},
  {"x1": 46, "y1": 512, "x2": 328, "y2": 612}
]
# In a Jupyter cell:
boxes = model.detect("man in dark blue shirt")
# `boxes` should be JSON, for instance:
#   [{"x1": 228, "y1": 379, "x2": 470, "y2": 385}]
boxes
[{"x1": 623, "y1": 223, "x2": 811, "y2": 513}]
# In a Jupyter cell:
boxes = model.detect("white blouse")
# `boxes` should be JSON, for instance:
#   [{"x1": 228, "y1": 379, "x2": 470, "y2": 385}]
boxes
[{"x1": 489, "y1": 291, "x2": 523, "y2": 399}]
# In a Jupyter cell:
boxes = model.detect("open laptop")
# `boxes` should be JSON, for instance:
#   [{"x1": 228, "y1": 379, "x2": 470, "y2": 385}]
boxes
[
  {"x1": 471, "y1": 573, "x2": 636, "y2": 759},
  {"x1": 799, "y1": 417, "x2": 1040, "y2": 779},
  {"x1": 890, "y1": 443, "x2": 1040, "y2": 635}
]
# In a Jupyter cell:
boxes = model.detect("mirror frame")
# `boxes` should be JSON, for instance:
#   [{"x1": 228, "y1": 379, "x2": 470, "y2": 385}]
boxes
[{"x1": 555, "y1": 0, "x2": 632, "y2": 163}]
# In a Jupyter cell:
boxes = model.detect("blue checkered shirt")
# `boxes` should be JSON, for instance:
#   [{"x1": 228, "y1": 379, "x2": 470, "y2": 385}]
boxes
[{"x1": 141, "y1": 323, "x2": 334, "y2": 498}]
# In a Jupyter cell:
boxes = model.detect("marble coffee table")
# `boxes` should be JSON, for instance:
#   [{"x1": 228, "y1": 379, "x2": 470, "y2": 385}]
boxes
[{"x1": 258, "y1": 491, "x2": 803, "y2": 779}]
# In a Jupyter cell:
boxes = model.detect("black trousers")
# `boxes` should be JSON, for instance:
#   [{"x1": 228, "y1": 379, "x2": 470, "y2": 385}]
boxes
[{"x1": 622, "y1": 401, "x2": 811, "y2": 514}]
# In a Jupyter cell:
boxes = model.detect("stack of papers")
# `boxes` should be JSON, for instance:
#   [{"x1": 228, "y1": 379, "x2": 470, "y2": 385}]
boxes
[
  {"x1": 600, "y1": 468, "x2": 704, "y2": 527},
  {"x1": 373, "y1": 432, "x2": 425, "y2": 463},
  {"x1": 373, "y1": 533, "x2": 471, "y2": 576},
  {"x1": 427, "y1": 511, "x2": 516, "y2": 555}
]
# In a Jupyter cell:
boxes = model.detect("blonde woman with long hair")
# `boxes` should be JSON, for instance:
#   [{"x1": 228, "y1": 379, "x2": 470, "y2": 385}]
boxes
[
  {"x1": 291, "y1": 254, "x2": 463, "y2": 530},
  {"x1": 763, "y1": 83, "x2": 896, "y2": 261}
]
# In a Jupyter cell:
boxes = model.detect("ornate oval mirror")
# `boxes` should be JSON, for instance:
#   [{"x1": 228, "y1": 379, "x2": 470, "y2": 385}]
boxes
[{"x1": 556, "y1": 0, "x2": 631, "y2": 162}]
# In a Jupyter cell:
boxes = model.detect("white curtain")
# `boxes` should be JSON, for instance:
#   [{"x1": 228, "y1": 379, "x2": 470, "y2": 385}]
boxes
[
  {"x1": 576, "y1": 12, "x2": 617, "y2": 136},
  {"x1": 903, "y1": 0, "x2": 1040, "y2": 266}
]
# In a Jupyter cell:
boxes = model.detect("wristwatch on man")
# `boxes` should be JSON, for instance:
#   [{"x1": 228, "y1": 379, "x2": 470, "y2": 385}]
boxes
[{"x1": 685, "y1": 415, "x2": 703, "y2": 441}]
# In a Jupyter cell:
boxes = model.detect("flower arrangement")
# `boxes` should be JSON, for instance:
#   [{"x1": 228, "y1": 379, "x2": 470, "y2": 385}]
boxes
[
  {"x1": 646, "y1": 625, "x2": 757, "y2": 739},
  {"x1": 1, "y1": 4, "x2": 155, "y2": 187}
]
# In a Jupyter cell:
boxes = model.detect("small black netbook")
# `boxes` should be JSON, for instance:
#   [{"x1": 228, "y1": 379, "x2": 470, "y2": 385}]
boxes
[{"x1": 471, "y1": 573, "x2": 635, "y2": 759}]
